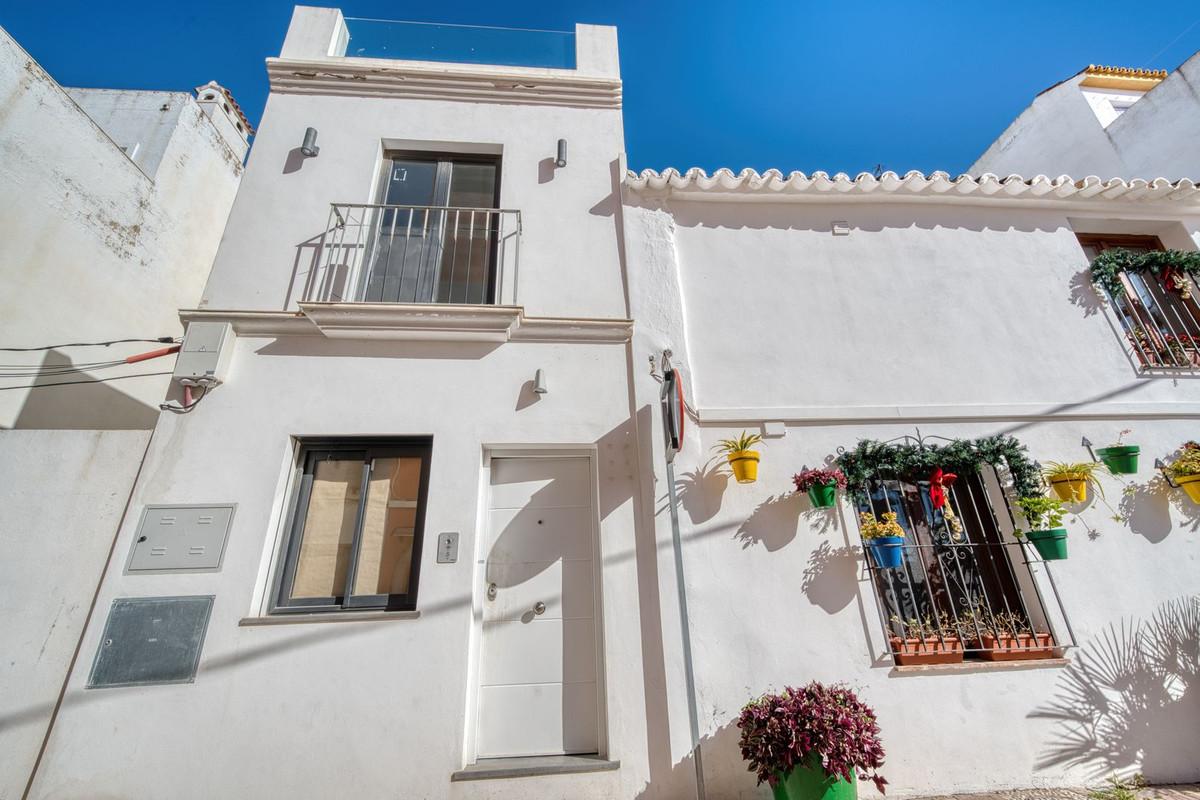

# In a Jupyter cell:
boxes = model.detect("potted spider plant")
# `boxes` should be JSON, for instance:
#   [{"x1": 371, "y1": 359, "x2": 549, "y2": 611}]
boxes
[
  {"x1": 1167, "y1": 441, "x2": 1200, "y2": 503},
  {"x1": 888, "y1": 614, "x2": 963, "y2": 666},
  {"x1": 858, "y1": 511, "x2": 905, "y2": 569},
  {"x1": 738, "y1": 682, "x2": 887, "y2": 800},
  {"x1": 1095, "y1": 429, "x2": 1139, "y2": 475},
  {"x1": 793, "y1": 467, "x2": 847, "y2": 508},
  {"x1": 1043, "y1": 461, "x2": 1107, "y2": 503},
  {"x1": 1014, "y1": 495, "x2": 1069, "y2": 560},
  {"x1": 715, "y1": 431, "x2": 764, "y2": 484}
]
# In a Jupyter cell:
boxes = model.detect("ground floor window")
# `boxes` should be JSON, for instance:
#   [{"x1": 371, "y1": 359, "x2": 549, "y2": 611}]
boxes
[
  {"x1": 849, "y1": 451, "x2": 1070, "y2": 665},
  {"x1": 274, "y1": 438, "x2": 432, "y2": 613}
]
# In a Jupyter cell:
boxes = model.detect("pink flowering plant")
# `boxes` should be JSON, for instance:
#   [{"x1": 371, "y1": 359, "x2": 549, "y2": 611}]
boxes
[
  {"x1": 792, "y1": 467, "x2": 848, "y2": 493},
  {"x1": 737, "y1": 682, "x2": 887, "y2": 793}
]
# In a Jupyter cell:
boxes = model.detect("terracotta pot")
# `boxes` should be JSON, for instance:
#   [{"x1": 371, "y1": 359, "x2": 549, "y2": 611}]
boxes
[
  {"x1": 889, "y1": 635, "x2": 964, "y2": 666},
  {"x1": 980, "y1": 632, "x2": 1056, "y2": 661}
]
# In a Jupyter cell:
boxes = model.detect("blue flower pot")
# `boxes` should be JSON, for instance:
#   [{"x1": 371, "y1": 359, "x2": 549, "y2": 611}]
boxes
[{"x1": 867, "y1": 536, "x2": 905, "y2": 569}]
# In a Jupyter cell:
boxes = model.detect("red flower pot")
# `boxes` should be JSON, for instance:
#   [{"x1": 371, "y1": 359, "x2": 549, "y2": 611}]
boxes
[
  {"x1": 979, "y1": 632, "x2": 1056, "y2": 661},
  {"x1": 889, "y1": 635, "x2": 964, "y2": 666}
]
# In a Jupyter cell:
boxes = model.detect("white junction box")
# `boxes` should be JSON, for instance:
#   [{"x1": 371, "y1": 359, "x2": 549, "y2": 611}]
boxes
[{"x1": 173, "y1": 322, "x2": 233, "y2": 385}]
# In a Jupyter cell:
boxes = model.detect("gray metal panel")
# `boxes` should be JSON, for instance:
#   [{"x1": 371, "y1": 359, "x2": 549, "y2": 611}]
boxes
[
  {"x1": 87, "y1": 596, "x2": 214, "y2": 688},
  {"x1": 127, "y1": 504, "x2": 235, "y2": 573},
  {"x1": 436, "y1": 531, "x2": 459, "y2": 563}
]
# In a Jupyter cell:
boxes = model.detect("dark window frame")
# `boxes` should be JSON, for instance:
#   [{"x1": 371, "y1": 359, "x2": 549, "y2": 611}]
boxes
[{"x1": 271, "y1": 437, "x2": 433, "y2": 615}]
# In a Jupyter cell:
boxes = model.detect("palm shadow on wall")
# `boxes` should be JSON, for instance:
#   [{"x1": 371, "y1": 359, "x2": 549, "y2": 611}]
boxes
[{"x1": 1029, "y1": 595, "x2": 1200, "y2": 782}]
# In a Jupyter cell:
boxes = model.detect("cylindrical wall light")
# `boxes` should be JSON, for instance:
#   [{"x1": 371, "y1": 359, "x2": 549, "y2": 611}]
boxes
[
  {"x1": 555, "y1": 139, "x2": 567, "y2": 168},
  {"x1": 533, "y1": 368, "x2": 548, "y2": 394},
  {"x1": 301, "y1": 127, "x2": 320, "y2": 157}
]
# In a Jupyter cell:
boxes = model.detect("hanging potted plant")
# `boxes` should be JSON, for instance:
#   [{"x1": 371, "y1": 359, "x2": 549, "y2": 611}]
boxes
[
  {"x1": 738, "y1": 682, "x2": 887, "y2": 800},
  {"x1": 793, "y1": 467, "x2": 847, "y2": 508},
  {"x1": 1042, "y1": 461, "x2": 1107, "y2": 503},
  {"x1": 715, "y1": 431, "x2": 764, "y2": 484},
  {"x1": 1014, "y1": 495, "x2": 1069, "y2": 561},
  {"x1": 858, "y1": 511, "x2": 905, "y2": 569},
  {"x1": 1167, "y1": 441, "x2": 1200, "y2": 503},
  {"x1": 1095, "y1": 429, "x2": 1140, "y2": 475},
  {"x1": 888, "y1": 614, "x2": 963, "y2": 666}
]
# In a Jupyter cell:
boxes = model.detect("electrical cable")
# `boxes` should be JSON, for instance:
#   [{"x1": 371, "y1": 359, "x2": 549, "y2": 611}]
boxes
[
  {"x1": 0, "y1": 371, "x2": 173, "y2": 390},
  {"x1": 0, "y1": 336, "x2": 177, "y2": 352},
  {"x1": 159, "y1": 383, "x2": 208, "y2": 413}
]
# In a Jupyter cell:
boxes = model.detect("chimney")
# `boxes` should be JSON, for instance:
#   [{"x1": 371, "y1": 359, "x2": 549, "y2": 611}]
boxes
[{"x1": 194, "y1": 81, "x2": 253, "y2": 161}]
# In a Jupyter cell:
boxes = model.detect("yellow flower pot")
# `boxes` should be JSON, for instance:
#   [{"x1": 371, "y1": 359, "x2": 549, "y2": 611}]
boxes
[
  {"x1": 1177, "y1": 474, "x2": 1200, "y2": 504},
  {"x1": 727, "y1": 450, "x2": 760, "y2": 484},
  {"x1": 1049, "y1": 476, "x2": 1088, "y2": 503}
]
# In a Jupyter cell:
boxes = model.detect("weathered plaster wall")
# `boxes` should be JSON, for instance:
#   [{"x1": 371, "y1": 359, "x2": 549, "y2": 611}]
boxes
[
  {"x1": 0, "y1": 29, "x2": 243, "y2": 429},
  {"x1": 1109, "y1": 51, "x2": 1200, "y2": 180},
  {"x1": 0, "y1": 429, "x2": 150, "y2": 799},
  {"x1": 622, "y1": 198, "x2": 1200, "y2": 797},
  {"x1": 65, "y1": 88, "x2": 187, "y2": 177}
]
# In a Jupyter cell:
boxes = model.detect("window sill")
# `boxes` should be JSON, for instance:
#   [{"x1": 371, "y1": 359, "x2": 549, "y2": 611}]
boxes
[
  {"x1": 238, "y1": 610, "x2": 421, "y2": 626},
  {"x1": 889, "y1": 657, "x2": 1069, "y2": 677},
  {"x1": 450, "y1": 755, "x2": 620, "y2": 782}
]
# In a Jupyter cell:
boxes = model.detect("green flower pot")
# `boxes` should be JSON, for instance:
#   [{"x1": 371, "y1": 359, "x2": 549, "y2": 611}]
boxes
[
  {"x1": 1096, "y1": 445, "x2": 1139, "y2": 475},
  {"x1": 1026, "y1": 527, "x2": 1068, "y2": 561},
  {"x1": 772, "y1": 758, "x2": 857, "y2": 800},
  {"x1": 807, "y1": 482, "x2": 838, "y2": 508}
]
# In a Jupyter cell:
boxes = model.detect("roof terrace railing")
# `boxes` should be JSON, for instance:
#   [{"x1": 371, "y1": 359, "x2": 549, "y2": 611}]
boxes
[{"x1": 343, "y1": 18, "x2": 576, "y2": 69}]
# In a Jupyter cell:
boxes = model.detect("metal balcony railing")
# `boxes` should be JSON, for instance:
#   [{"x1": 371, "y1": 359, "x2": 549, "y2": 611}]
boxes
[
  {"x1": 1105, "y1": 271, "x2": 1200, "y2": 369},
  {"x1": 303, "y1": 204, "x2": 522, "y2": 306}
]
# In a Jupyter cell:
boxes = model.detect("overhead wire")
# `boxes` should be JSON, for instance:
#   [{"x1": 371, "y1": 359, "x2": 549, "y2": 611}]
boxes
[
  {"x1": 0, "y1": 371, "x2": 175, "y2": 391},
  {"x1": 0, "y1": 336, "x2": 177, "y2": 352}
]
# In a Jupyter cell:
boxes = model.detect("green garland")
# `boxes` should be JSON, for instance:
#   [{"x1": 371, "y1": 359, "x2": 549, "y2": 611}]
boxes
[
  {"x1": 1090, "y1": 248, "x2": 1200, "y2": 299},
  {"x1": 835, "y1": 434, "x2": 1041, "y2": 504}
]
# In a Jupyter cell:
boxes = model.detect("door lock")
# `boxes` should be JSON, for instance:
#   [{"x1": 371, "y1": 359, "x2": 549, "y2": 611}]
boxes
[
  {"x1": 533, "y1": 601, "x2": 546, "y2": 615},
  {"x1": 486, "y1": 582, "x2": 497, "y2": 601}
]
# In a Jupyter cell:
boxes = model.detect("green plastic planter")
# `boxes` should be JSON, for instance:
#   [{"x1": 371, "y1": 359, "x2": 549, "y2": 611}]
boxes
[
  {"x1": 1025, "y1": 527, "x2": 1069, "y2": 561},
  {"x1": 807, "y1": 482, "x2": 838, "y2": 508},
  {"x1": 772, "y1": 758, "x2": 857, "y2": 800},
  {"x1": 1096, "y1": 445, "x2": 1139, "y2": 475}
]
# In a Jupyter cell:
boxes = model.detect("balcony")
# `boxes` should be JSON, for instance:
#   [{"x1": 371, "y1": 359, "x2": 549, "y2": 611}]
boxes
[
  {"x1": 302, "y1": 203, "x2": 522, "y2": 306},
  {"x1": 343, "y1": 18, "x2": 576, "y2": 70}
]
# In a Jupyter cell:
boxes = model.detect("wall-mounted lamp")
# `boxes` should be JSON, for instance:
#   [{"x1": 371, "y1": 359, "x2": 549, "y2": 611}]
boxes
[
  {"x1": 533, "y1": 368, "x2": 548, "y2": 394},
  {"x1": 555, "y1": 139, "x2": 567, "y2": 168},
  {"x1": 300, "y1": 127, "x2": 320, "y2": 158}
]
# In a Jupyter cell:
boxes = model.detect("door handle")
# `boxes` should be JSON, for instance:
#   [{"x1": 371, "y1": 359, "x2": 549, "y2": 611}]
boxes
[{"x1": 533, "y1": 601, "x2": 546, "y2": 615}]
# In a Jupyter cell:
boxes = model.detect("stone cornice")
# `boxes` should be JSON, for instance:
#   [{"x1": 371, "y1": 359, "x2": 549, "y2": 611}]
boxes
[
  {"x1": 266, "y1": 57, "x2": 622, "y2": 109},
  {"x1": 180, "y1": 304, "x2": 632, "y2": 344}
]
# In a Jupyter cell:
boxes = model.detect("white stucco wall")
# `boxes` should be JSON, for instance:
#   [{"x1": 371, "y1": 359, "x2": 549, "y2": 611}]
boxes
[
  {"x1": 0, "y1": 29, "x2": 244, "y2": 429},
  {"x1": 65, "y1": 88, "x2": 187, "y2": 177},
  {"x1": 0, "y1": 429, "x2": 150, "y2": 800},
  {"x1": 622, "y1": 196, "x2": 1200, "y2": 797},
  {"x1": 26, "y1": 335, "x2": 664, "y2": 800}
]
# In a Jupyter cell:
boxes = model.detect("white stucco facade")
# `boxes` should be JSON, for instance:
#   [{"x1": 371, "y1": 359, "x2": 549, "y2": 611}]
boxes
[{"x1": 14, "y1": 7, "x2": 1200, "y2": 800}]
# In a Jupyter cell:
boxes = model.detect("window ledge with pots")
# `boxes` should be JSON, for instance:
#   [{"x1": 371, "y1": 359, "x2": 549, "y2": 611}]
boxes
[
  {"x1": 889, "y1": 657, "x2": 1070, "y2": 677},
  {"x1": 239, "y1": 610, "x2": 421, "y2": 626}
]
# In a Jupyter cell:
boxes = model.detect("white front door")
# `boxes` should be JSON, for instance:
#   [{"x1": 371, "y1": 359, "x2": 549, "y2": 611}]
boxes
[{"x1": 476, "y1": 456, "x2": 600, "y2": 758}]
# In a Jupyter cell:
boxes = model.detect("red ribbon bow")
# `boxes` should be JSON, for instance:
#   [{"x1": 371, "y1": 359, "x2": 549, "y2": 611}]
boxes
[{"x1": 929, "y1": 467, "x2": 957, "y2": 509}]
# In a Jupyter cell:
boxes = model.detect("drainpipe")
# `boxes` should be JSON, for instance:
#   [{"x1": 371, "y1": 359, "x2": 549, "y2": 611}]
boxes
[{"x1": 660, "y1": 353, "x2": 706, "y2": 800}]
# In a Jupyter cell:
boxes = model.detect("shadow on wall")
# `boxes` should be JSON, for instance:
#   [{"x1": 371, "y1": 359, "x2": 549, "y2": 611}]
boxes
[
  {"x1": 1029, "y1": 595, "x2": 1200, "y2": 783},
  {"x1": 735, "y1": 493, "x2": 803, "y2": 551},
  {"x1": 673, "y1": 457, "x2": 730, "y2": 524},
  {"x1": 10, "y1": 350, "x2": 161, "y2": 430},
  {"x1": 802, "y1": 540, "x2": 861, "y2": 615},
  {"x1": 634, "y1": 718, "x2": 758, "y2": 800}
]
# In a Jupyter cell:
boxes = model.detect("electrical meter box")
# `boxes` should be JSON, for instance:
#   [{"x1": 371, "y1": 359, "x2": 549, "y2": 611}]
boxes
[
  {"x1": 126, "y1": 504, "x2": 235, "y2": 573},
  {"x1": 173, "y1": 321, "x2": 233, "y2": 384}
]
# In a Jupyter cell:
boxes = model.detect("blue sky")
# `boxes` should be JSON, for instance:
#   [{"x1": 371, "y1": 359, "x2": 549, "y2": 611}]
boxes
[{"x1": 4, "y1": 1, "x2": 1198, "y2": 175}]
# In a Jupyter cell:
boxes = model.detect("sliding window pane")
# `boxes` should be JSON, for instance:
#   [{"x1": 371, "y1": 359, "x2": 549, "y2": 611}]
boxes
[
  {"x1": 352, "y1": 457, "x2": 423, "y2": 597},
  {"x1": 291, "y1": 458, "x2": 364, "y2": 600}
]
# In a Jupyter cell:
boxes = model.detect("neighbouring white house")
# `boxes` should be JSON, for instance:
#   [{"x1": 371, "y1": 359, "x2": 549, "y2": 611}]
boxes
[
  {"x1": 12, "y1": 7, "x2": 1200, "y2": 800},
  {"x1": 971, "y1": 55, "x2": 1200, "y2": 179},
  {"x1": 0, "y1": 25, "x2": 247, "y2": 799}
]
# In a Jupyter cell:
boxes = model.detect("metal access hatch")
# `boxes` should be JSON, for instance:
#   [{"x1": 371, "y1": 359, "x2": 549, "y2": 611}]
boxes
[{"x1": 87, "y1": 596, "x2": 214, "y2": 688}]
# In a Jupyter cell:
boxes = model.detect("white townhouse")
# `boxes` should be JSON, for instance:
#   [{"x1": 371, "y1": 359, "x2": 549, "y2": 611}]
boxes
[{"x1": 13, "y1": 7, "x2": 1200, "y2": 800}]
